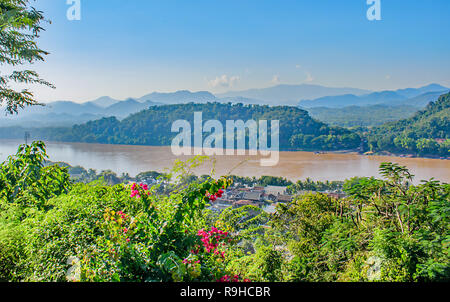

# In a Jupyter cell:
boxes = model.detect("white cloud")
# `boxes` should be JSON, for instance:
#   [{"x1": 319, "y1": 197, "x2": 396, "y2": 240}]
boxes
[
  {"x1": 272, "y1": 75, "x2": 280, "y2": 84},
  {"x1": 305, "y1": 72, "x2": 314, "y2": 83},
  {"x1": 208, "y1": 75, "x2": 240, "y2": 89},
  {"x1": 295, "y1": 64, "x2": 302, "y2": 69},
  {"x1": 385, "y1": 75, "x2": 391, "y2": 80}
]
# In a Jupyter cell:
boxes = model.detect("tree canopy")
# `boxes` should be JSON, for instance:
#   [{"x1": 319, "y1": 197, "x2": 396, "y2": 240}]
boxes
[
  {"x1": 0, "y1": 0, "x2": 53, "y2": 114},
  {"x1": 366, "y1": 92, "x2": 450, "y2": 157}
]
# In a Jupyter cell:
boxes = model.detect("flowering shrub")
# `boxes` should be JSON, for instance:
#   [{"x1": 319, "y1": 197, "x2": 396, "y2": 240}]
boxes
[
  {"x1": 206, "y1": 189, "x2": 224, "y2": 202},
  {"x1": 217, "y1": 275, "x2": 251, "y2": 282},
  {"x1": 76, "y1": 166, "x2": 244, "y2": 282},
  {"x1": 197, "y1": 227, "x2": 229, "y2": 256},
  {"x1": 130, "y1": 183, "x2": 149, "y2": 198}
]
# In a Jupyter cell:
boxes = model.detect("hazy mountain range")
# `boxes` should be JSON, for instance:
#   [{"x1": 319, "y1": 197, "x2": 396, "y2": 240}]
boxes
[
  {"x1": 217, "y1": 84, "x2": 371, "y2": 106},
  {"x1": 298, "y1": 84, "x2": 449, "y2": 108},
  {"x1": 1, "y1": 83, "x2": 448, "y2": 127},
  {"x1": 0, "y1": 99, "x2": 161, "y2": 127},
  {"x1": 138, "y1": 90, "x2": 217, "y2": 104}
]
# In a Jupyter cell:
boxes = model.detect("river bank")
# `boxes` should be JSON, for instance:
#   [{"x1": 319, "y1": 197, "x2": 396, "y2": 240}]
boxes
[{"x1": 1, "y1": 139, "x2": 448, "y2": 184}]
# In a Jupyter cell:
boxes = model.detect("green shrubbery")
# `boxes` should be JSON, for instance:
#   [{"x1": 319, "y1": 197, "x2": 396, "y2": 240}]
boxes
[
  {"x1": 0, "y1": 142, "x2": 448, "y2": 282},
  {"x1": 0, "y1": 142, "x2": 238, "y2": 281}
]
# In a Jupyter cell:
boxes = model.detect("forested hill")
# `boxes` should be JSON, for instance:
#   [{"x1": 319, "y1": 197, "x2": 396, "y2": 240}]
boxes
[
  {"x1": 0, "y1": 103, "x2": 362, "y2": 151},
  {"x1": 367, "y1": 92, "x2": 450, "y2": 157}
]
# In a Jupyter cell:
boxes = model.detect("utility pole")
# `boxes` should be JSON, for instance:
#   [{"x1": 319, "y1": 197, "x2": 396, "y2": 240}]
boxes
[{"x1": 24, "y1": 131, "x2": 30, "y2": 145}]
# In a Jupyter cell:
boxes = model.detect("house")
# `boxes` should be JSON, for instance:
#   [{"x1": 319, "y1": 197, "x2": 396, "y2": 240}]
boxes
[
  {"x1": 266, "y1": 194, "x2": 278, "y2": 202},
  {"x1": 215, "y1": 198, "x2": 233, "y2": 205},
  {"x1": 265, "y1": 186, "x2": 288, "y2": 196},
  {"x1": 227, "y1": 190, "x2": 244, "y2": 201},
  {"x1": 242, "y1": 191, "x2": 264, "y2": 202},
  {"x1": 252, "y1": 186, "x2": 265, "y2": 191},
  {"x1": 277, "y1": 194, "x2": 293, "y2": 203}
]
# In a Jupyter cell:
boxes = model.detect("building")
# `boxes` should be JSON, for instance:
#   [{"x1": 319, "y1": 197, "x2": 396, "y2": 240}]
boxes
[
  {"x1": 242, "y1": 191, "x2": 264, "y2": 203},
  {"x1": 277, "y1": 194, "x2": 293, "y2": 203},
  {"x1": 252, "y1": 186, "x2": 265, "y2": 191},
  {"x1": 265, "y1": 186, "x2": 288, "y2": 195},
  {"x1": 233, "y1": 200, "x2": 258, "y2": 208}
]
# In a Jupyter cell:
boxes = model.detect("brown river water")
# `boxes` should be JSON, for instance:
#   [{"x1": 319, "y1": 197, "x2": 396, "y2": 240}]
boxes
[{"x1": 0, "y1": 139, "x2": 448, "y2": 184}]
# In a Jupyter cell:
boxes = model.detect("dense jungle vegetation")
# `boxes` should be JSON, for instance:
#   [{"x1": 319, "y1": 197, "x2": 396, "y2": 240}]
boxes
[
  {"x1": 0, "y1": 142, "x2": 448, "y2": 282},
  {"x1": 306, "y1": 105, "x2": 419, "y2": 128},
  {"x1": 366, "y1": 92, "x2": 450, "y2": 157},
  {"x1": 0, "y1": 103, "x2": 362, "y2": 152}
]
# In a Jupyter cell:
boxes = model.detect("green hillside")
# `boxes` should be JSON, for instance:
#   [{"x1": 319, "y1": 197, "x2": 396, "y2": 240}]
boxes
[
  {"x1": 367, "y1": 92, "x2": 450, "y2": 157},
  {"x1": 0, "y1": 103, "x2": 362, "y2": 151},
  {"x1": 307, "y1": 105, "x2": 419, "y2": 127}
]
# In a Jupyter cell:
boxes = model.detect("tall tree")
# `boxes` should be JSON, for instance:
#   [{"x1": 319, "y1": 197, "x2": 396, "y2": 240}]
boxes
[{"x1": 0, "y1": 0, "x2": 53, "y2": 114}]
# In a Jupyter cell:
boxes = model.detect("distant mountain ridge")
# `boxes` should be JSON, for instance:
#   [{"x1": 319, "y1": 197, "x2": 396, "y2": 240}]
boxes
[
  {"x1": 138, "y1": 90, "x2": 217, "y2": 104},
  {"x1": 1, "y1": 98, "x2": 161, "y2": 127},
  {"x1": 395, "y1": 84, "x2": 449, "y2": 98},
  {"x1": 37, "y1": 99, "x2": 159, "y2": 117},
  {"x1": 89, "y1": 96, "x2": 122, "y2": 108},
  {"x1": 392, "y1": 91, "x2": 449, "y2": 108},
  {"x1": 217, "y1": 84, "x2": 371, "y2": 106},
  {"x1": 299, "y1": 84, "x2": 449, "y2": 108},
  {"x1": 2, "y1": 83, "x2": 448, "y2": 127}
]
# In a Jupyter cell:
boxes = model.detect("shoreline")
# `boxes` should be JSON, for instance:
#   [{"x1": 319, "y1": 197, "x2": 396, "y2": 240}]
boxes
[
  {"x1": 1, "y1": 138, "x2": 448, "y2": 161},
  {"x1": 1, "y1": 138, "x2": 449, "y2": 184}
]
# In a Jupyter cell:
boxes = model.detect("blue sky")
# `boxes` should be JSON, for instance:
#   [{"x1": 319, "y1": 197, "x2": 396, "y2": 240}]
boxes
[{"x1": 28, "y1": 0, "x2": 450, "y2": 102}]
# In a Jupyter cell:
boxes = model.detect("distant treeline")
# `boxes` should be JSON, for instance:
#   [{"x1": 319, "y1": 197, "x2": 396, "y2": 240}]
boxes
[
  {"x1": 0, "y1": 103, "x2": 361, "y2": 152},
  {"x1": 229, "y1": 175, "x2": 344, "y2": 193},
  {"x1": 306, "y1": 105, "x2": 419, "y2": 128},
  {"x1": 53, "y1": 161, "x2": 343, "y2": 193}
]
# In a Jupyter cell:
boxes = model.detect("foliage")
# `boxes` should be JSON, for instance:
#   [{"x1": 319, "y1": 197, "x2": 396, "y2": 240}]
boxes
[
  {"x1": 287, "y1": 178, "x2": 344, "y2": 194},
  {"x1": 366, "y1": 92, "x2": 450, "y2": 157},
  {"x1": 0, "y1": 142, "x2": 243, "y2": 282},
  {"x1": 0, "y1": 0, "x2": 54, "y2": 114},
  {"x1": 0, "y1": 103, "x2": 362, "y2": 151},
  {"x1": 0, "y1": 141, "x2": 71, "y2": 208},
  {"x1": 0, "y1": 142, "x2": 448, "y2": 282},
  {"x1": 307, "y1": 105, "x2": 419, "y2": 128}
]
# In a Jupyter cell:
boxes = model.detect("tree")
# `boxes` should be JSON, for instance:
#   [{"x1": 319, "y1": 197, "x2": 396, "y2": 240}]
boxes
[{"x1": 0, "y1": 0, "x2": 54, "y2": 114}]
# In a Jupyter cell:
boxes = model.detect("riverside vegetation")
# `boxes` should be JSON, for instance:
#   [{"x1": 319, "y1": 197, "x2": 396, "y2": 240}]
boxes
[
  {"x1": 1, "y1": 92, "x2": 448, "y2": 158},
  {"x1": 0, "y1": 141, "x2": 448, "y2": 282}
]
